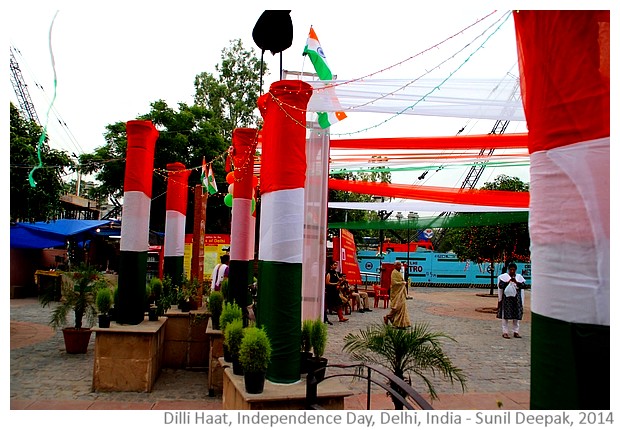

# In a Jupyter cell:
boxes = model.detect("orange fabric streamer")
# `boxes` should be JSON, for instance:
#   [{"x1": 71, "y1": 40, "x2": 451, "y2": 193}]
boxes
[{"x1": 328, "y1": 178, "x2": 529, "y2": 208}]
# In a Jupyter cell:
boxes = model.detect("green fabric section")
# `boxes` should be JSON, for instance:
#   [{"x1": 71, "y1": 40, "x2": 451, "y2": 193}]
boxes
[
  {"x1": 530, "y1": 312, "x2": 610, "y2": 410},
  {"x1": 117, "y1": 251, "x2": 147, "y2": 325},
  {"x1": 257, "y1": 260, "x2": 302, "y2": 383},
  {"x1": 164, "y1": 256, "x2": 184, "y2": 289},
  {"x1": 329, "y1": 212, "x2": 528, "y2": 230},
  {"x1": 228, "y1": 260, "x2": 250, "y2": 311},
  {"x1": 329, "y1": 160, "x2": 531, "y2": 175}
]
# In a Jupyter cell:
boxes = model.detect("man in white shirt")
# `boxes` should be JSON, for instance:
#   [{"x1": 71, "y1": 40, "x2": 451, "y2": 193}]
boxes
[{"x1": 211, "y1": 254, "x2": 229, "y2": 292}]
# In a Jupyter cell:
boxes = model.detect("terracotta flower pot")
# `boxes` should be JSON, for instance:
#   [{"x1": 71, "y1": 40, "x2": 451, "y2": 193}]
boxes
[{"x1": 62, "y1": 327, "x2": 92, "y2": 354}]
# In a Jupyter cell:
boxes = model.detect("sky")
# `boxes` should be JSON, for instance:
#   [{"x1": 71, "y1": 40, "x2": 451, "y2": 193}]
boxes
[
  {"x1": 4, "y1": 1, "x2": 542, "y2": 189},
  {"x1": 5, "y1": 2, "x2": 618, "y2": 184}
]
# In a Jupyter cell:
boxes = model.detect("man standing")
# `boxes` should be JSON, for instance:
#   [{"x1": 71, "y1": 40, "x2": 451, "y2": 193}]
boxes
[
  {"x1": 497, "y1": 262, "x2": 527, "y2": 338},
  {"x1": 211, "y1": 254, "x2": 230, "y2": 292},
  {"x1": 383, "y1": 261, "x2": 411, "y2": 328}
]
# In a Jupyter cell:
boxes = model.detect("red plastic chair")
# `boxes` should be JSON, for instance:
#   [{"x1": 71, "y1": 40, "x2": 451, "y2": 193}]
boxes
[{"x1": 373, "y1": 284, "x2": 390, "y2": 308}]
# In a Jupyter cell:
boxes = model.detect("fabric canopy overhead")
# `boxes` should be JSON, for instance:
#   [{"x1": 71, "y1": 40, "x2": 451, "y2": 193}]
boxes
[
  {"x1": 10, "y1": 224, "x2": 67, "y2": 249},
  {"x1": 306, "y1": 78, "x2": 525, "y2": 121},
  {"x1": 330, "y1": 133, "x2": 528, "y2": 150},
  {"x1": 328, "y1": 179, "x2": 529, "y2": 208},
  {"x1": 10, "y1": 219, "x2": 112, "y2": 249},
  {"x1": 328, "y1": 201, "x2": 528, "y2": 213}
]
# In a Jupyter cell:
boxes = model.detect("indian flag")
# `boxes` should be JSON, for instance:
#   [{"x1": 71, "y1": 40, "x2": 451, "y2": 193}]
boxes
[
  {"x1": 303, "y1": 26, "x2": 347, "y2": 128},
  {"x1": 201, "y1": 157, "x2": 218, "y2": 195}
]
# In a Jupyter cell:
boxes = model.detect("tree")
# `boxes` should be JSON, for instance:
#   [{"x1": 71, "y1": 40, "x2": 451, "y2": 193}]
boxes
[
  {"x1": 439, "y1": 174, "x2": 530, "y2": 293},
  {"x1": 10, "y1": 102, "x2": 74, "y2": 222},
  {"x1": 194, "y1": 39, "x2": 266, "y2": 142},
  {"x1": 328, "y1": 159, "x2": 392, "y2": 244},
  {"x1": 343, "y1": 323, "x2": 466, "y2": 409},
  {"x1": 79, "y1": 39, "x2": 265, "y2": 233}
]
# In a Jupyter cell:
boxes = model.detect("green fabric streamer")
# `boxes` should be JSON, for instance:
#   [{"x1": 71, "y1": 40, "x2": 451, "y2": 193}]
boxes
[
  {"x1": 329, "y1": 211, "x2": 528, "y2": 230},
  {"x1": 329, "y1": 160, "x2": 530, "y2": 175},
  {"x1": 29, "y1": 11, "x2": 59, "y2": 188}
]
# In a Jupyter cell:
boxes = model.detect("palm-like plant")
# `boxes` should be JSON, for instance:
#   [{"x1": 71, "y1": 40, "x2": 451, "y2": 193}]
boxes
[
  {"x1": 343, "y1": 322, "x2": 467, "y2": 409},
  {"x1": 40, "y1": 263, "x2": 108, "y2": 330}
]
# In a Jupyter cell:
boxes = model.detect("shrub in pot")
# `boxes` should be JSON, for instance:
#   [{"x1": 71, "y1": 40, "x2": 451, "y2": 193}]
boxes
[
  {"x1": 300, "y1": 319, "x2": 313, "y2": 374},
  {"x1": 208, "y1": 291, "x2": 224, "y2": 330},
  {"x1": 238, "y1": 326, "x2": 272, "y2": 394},
  {"x1": 224, "y1": 318, "x2": 244, "y2": 375},
  {"x1": 95, "y1": 287, "x2": 113, "y2": 328},
  {"x1": 309, "y1": 318, "x2": 328, "y2": 381},
  {"x1": 219, "y1": 301, "x2": 243, "y2": 361}
]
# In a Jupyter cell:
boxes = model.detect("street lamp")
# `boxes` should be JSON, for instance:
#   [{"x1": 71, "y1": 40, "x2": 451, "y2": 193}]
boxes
[
  {"x1": 372, "y1": 195, "x2": 387, "y2": 276},
  {"x1": 406, "y1": 212, "x2": 418, "y2": 293}
]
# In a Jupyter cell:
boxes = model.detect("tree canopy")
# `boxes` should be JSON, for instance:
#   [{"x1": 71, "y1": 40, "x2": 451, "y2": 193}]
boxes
[
  {"x1": 10, "y1": 102, "x2": 74, "y2": 222},
  {"x1": 438, "y1": 174, "x2": 530, "y2": 265},
  {"x1": 194, "y1": 39, "x2": 266, "y2": 142}
]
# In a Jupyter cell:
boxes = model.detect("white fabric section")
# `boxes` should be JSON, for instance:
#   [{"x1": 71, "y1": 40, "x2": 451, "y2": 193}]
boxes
[
  {"x1": 302, "y1": 126, "x2": 330, "y2": 321},
  {"x1": 230, "y1": 198, "x2": 253, "y2": 261},
  {"x1": 119, "y1": 191, "x2": 151, "y2": 252},
  {"x1": 530, "y1": 137, "x2": 610, "y2": 325},
  {"x1": 329, "y1": 201, "x2": 528, "y2": 213},
  {"x1": 258, "y1": 188, "x2": 305, "y2": 264},
  {"x1": 307, "y1": 78, "x2": 525, "y2": 121},
  {"x1": 248, "y1": 216, "x2": 256, "y2": 261},
  {"x1": 163, "y1": 210, "x2": 186, "y2": 257}
]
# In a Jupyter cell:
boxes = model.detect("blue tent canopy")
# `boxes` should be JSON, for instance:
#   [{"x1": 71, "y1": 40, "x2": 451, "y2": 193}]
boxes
[{"x1": 10, "y1": 219, "x2": 114, "y2": 249}]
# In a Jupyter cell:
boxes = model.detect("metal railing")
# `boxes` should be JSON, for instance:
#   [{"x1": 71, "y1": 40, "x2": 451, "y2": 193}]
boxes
[{"x1": 305, "y1": 361, "x2": 433, "y2": 410}]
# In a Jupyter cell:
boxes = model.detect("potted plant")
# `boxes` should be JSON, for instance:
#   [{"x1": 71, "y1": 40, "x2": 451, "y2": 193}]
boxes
[
  {"x1": 343, "y1": 322, "x2": 467, "y2": 409},
  {"x1": 156, "y1": 275, "x2": 175, "y2": 316},
  {"x1": 238, "y1": 326, "x2": 272, "y2": 394},
  {"x1": 300, "y1": 319, "x2": 313, "y2": 374},
  {"x1": 176, "y1": 276, "x2": 194, "y2": 312},
  {"x1": 219, "y1": 301, "x2": 243, "y2": 361},
  {"x1": 95, "y1": 287, "x2": 113, "y2": 328},
  {"x1": 309, "y1": 317, "x2": 328, "y2": 381},
  {"x1": 39, "y1": 263, "x2": 109, "y2": 354},
  {"x1": 208, "y1": 291, "x2": 224, "y2": 330},
  {"x1": 224, "y1": 318, "x2": 245, "y2": 375}
]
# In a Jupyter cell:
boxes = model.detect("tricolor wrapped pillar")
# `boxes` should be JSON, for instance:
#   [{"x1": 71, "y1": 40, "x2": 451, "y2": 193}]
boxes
[
  {"x1": 163, "y1": 162, "x2": 190, "y2": 289},
  {"x1": 229, "y1": 128, "x2": 258, "y2": 318},
  {"x1": 514, "y1": 10, "x2": 610, "y2": 409},
  {"x1": 256, "y1": 81, "x2": 313, "y2": 383},
  {"x1": 117, "y1": 120, "x2": 158, "y2": 325}
]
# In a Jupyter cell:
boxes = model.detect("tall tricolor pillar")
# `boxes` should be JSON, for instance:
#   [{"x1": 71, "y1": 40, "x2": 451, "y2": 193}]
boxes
[
  {"x1": 117, "y1": 120, "x2": 158, "y2": 325},
  {"x1": 163, "y1": 162, "x2": 190, "y2": 289},
  {"x1": 514, "y1": 11, "x2": 609, "y2": 409},
  {"x1": 228, "y1": 128, "x2": 258, "y2": 318},
  {"x1": 256, "y1": 81, "x2": 313, "y2": 383}
]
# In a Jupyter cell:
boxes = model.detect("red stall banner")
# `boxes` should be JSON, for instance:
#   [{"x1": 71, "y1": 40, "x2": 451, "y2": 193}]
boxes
[{"x1": 332, "y1": 229, "x2": 362, "y2": 286}]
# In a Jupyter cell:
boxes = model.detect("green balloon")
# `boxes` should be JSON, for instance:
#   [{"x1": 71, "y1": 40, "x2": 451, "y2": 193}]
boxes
[
  {"x1": 224, "y1": 193, "x2": 233, "y2": 207},
  {"x1": 251, "y1": 198, "x2": 256, "y2": 213}
]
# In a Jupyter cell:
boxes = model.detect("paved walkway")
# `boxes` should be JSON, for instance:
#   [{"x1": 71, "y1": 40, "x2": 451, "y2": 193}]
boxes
[{"x1": 10, "y1": 288, "x2": 530, "y2": 410}]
